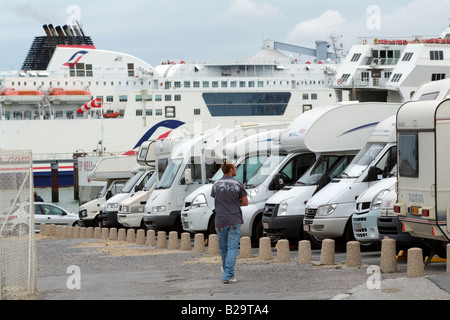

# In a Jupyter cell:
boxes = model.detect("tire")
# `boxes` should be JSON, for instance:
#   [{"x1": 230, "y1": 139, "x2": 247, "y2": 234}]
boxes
[{"x1": 13, "y1": 223, "x2": 29, "y2": 236}]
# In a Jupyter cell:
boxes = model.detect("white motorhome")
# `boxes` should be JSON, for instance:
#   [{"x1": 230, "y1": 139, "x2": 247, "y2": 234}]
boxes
[
  {"x1": 394, "y1": 78, "x2": 450, "y2": 258},
  {"x1": 180, "y1": 129, "x2": 282, "y2": 235},
  {"x1": 78, "y1": 154, "x2": 137, "y2": 227},
  {"x1": 117, "y1": 128, "x2": 190, "y2": 229},
  {"x1": 99, "y1": 165, "x2": 154, "y2": 228},
  {"x1": 304, "y1": 112, "x2": 400, "y2": 244},
  {"x1": 262, "y1": 103, "x2": 399, "y2": 243},
  {"x1": 143, "y1": 123, "x2": 283, "y2": 233}
]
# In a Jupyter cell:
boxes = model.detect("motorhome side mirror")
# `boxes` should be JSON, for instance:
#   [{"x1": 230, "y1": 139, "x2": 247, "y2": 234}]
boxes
[
  {"x1": 134, "y1": 185, "x2": 140, "y2": 192},
  {"x1": 105, "y1": 190, "x2": 113, "y2": 200},
  {"x1": 368, "y1": 166, "x2": 383, "y2": 181},
  {"x1": 273, "y1": 173, "x2": 285, "y2": 190},
  {"x1": 184, "y1": 168, "x2": 193, "y2": 185}
]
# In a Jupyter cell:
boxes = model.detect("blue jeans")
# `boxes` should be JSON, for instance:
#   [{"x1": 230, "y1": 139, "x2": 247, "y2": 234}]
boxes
[{"x1": 216, "y1": 224, "x2": 241, "y2": 281}]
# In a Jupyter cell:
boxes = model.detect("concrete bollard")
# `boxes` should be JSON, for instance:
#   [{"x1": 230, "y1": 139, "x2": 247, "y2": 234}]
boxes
[
  {"x1": 208, "y1": 234, "x2": 220, "y2": 255},
  {"x1": 80, "y1": 227, "x2": 87, "y2": 238},
  {"x1": 180, "y1": 232, "x2": 191, "y2": 251},
  {"x1": 126, "y1": 229, "x2": 135, "y2": 242},
  {"x1": 298, "y1": 240, "x2": 312, "y2": 264},
  {"x1": 346, "y1": 241, "x2": 362, "y2": 267},
  {"x1": 118, "y1": 228, "x2": 127, "y2": 241},
  {"x1": 258, "y1": 237, "x2": 273, "y2": 261},
  {"x1": 109, "y1": 228, "x2": 118, "y2": 240},
  {"x1": 407, "y1": 247, "x2": 425, "y2": 278},
  {"x1": 146, "y1": 230, "x2": 156, "y2": 247},
  {"x1": 168, "y1": 231, "x2": 179, "y2": 250},
  {"x1": 447, "y1": 244, "x2": 450, "y2": 276},
  {"x1": 239, "y1": 236, "x2": 252, "y2": 259},
  {"x1": 66, "y1": 226, "x2": 73, "y2": 238},
  {"x1": 320, "y1": 239, "x2": 335, "y2": 265},
  {"x1": 39, "y1": 223, "x2": 46, "y2": 235},
  {"x1": 61, "y1": 226, "x2": 68, "y2": 238},
  {"x1": 193, "y1": 233, "x2": 205, "y2": 253},
  {"x1": 101, "y1": 227, "x2": 109, "y2": 240},
  {"x1": 55, "y1": 225, "x2": 62, "y2": 237},
  {"x1": 157, "y1": 231, "x2": 167, "y2": 249},
  {"x1": 380, "y1": 238, "x2": 397, "y2": 273},
  {"x1": 276, "y1": 239, "x2": 290, "y2": 263},
  {"x1": 49, "y1": 224, "x2": 56, "y2": 236},
  {"x1": 72, "y1": 226, "x2": 80, "y2": 238},
  {"x1": 94, "y1": 227, "x2": 101, "y2": 239},
  {"x1": 136, "y1": 229, "x2": 146, "y2": 245},
  {"x1": 86, "y1": 227, "x2": 94, "y2": 238}
]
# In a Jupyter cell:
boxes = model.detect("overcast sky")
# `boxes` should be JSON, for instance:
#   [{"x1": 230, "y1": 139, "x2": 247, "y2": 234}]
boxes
[{"x1": 1, "y1": 0, "x2": 450, "y2": 70}]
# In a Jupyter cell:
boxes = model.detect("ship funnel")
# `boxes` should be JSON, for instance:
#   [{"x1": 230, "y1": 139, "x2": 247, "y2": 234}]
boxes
[
  {"x1": 72, "y1": 25, "x2": 82, "y2": 37},
  {"x1": 55, "y1": 26, "x2": 65, "y2": 37},
  {"x1": 62, "y1": 25, "x2": 72, "y2": 36},
  {"x1": 48, "y1": 24, "x2": 58, "y2": 36},
  {"x1": 42, "y1": 25, "x2": 52, "y2": 37}
]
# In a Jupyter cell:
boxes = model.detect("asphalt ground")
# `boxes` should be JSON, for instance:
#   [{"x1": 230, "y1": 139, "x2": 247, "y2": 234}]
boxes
[{"x1": 31, "y1": 234, "x2": 448, "y2": 311}]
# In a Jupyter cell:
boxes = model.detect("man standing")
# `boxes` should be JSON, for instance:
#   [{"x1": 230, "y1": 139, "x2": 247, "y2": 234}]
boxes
[{"x1": 211, "y1": 160, "x2": 248, "y2": 284}]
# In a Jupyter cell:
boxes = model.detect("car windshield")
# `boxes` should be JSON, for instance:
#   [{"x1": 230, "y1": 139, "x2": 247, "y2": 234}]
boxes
[
  {"x1": 156, "y1": 159, "x2": 182, "y2": 189},
  {"x1": 296, "y1": 155, "x2": 343, "y2": 186},
  {"x1": 122, "y1": 170, "x2": 146, "y2": 193},
  {"x1": 340, "y1": 143, "x2": 384, "y2": 178},
  {"x1": 246, "y1": 155, "x2": 286, "y2": 187}
]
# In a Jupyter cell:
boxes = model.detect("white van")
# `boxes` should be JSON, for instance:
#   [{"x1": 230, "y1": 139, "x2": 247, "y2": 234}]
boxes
[
  {"x1": 180, "y1": 129, "x2": 282, "y2": 235},
  {"x1": 262, "y1": 103, "x2": 400, "y2": 243},
  {"x1": 78, "y1": 155, "x2": 137, "y2": 227},
  {"x1": 143, "y1": 123, "x2": 282, "y2": 233},
  {"x1": 304, "y1": 113, "x2": 399, "y2": 244},
  {"x1": 395, "y1": 78, "x2": 450, "y2": 258}
]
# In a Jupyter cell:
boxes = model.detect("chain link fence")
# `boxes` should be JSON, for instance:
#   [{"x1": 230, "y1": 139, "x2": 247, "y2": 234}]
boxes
[{"x1": 0, "y1": 149, "x2": 36, "y2": 299}]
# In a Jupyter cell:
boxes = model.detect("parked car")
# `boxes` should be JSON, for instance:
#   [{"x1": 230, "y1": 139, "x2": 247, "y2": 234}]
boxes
[{"x1": 0, "y1": 202, "x2": 79, "y2": 235}]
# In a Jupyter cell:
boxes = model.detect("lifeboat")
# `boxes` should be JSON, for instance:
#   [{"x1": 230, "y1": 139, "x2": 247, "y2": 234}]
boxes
[
  {"x1": 103, "y1": 112, "x2": 120, "y2": 118},
  {"x1": 0, "y1": 88, "x2": 44, "y2": 103},
  {"x1": 48, "y1": 88, "x2": 92, "y2": 103}
]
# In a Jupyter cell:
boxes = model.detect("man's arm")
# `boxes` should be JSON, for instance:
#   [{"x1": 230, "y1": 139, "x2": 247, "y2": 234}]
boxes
[{"x1": 240, "y1": 195, "x2": 248, "y2": 206}]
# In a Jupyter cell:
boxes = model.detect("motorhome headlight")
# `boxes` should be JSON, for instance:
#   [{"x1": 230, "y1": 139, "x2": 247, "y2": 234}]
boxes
[
  {"x1": 316, "y1": 204, "x2": 338, "y2": 216},
  {"x1": 152, "y1": 205, "x2": 166, "y2": 213},
  {"x1": 278, "y1": 197, "x2": 294, "y2": 216},
  {"x1": 107, "y1": 202, "x2": 118, "y2": 209},
  {"x1": 191, "y1": 194, "x2": 207, "y2": 209},
  {"x1": 370, "y1": 189, "x2": 390, "y2": 211},
  {"x1": 121, "y1": 205, "x2": 130, "y2": 213},
  {"x1": 247, "y1": 188, "x2": 259, "y2": 198}
]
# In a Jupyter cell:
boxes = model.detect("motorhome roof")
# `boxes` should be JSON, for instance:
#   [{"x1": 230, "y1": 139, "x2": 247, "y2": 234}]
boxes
[
  {"x1": 411, "y1": 78, "x2": 450, "y2": 101},
  {"x1": 222, "y1": 129, "x2": 284, "y2": 158},
  {"x1": 366, "y1": 114, "x2": 397, "y2": 143},
  {"x1": 281, "y1": 102, "x2": 401, "y2": 153}
]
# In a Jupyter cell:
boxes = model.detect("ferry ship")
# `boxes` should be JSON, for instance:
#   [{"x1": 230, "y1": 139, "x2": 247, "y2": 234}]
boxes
[
  {"x1": 0, "y1": 23, "x2": 341, "y2": 187},
  {"x1": 333, "y1": 27, "x2": 450, "y2": 103}
]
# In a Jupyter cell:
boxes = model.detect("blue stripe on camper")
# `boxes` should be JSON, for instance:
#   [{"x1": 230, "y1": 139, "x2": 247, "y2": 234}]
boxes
[
  {"x1": 132, "y1": 120, "x2": 185, "y2": 149},
  {"x1": 338, "y1": 122, "x2": 379, "y2": 137}
]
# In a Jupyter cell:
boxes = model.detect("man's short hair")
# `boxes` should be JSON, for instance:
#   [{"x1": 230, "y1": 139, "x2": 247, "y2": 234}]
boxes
[{"x1": 221, "y1": 159, "x2": 235, "y2": 174}]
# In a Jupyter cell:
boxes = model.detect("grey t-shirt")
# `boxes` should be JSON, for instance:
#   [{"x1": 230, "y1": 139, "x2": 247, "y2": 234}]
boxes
[{"x1": 211, "y1": 175, "x2": 247, "y2": 228}]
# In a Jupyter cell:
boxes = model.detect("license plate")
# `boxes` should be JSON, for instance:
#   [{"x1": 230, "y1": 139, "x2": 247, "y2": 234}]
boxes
[
  {"x1": 263, "y1": 222, "x2": 269, "y2": 229},
  {"x1": 411, "y1": 206, "x2": 421, "y2": 216},
  {"x1": 102, "y1": 221, "x2": 106, "y2": 226},
  {"x1": 354, "y1": 222, "x2": 362, "y2": 229},
  {"x1": 303, "y1": 224, "x2": 309, "y2": 232}
]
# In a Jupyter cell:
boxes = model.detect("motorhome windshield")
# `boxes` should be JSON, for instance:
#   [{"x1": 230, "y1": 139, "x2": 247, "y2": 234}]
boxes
[
  {"x1": 341, "y1": 143, "x2": 384, "y2": 178},
  {"x1": 122, "y1": 170, "x2": 146, "y2": 193},
  {"x1": 246, "y1": 155, "x2": 286, "y2": 187},
  {"x1": 142, "y1": 171, "x2": 158, "y2": 191},
  {"x1": 296, "y1": 155, "x2": 350, "y2": 186},
  {"x1": 156, "y1": 159, "x2": 182, "y2": 189}
]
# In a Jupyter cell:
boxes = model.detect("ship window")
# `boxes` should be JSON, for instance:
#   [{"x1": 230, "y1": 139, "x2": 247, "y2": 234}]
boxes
[
  {"x1": 136, "y1": 95, "x2": 142, "y2": 102},
  {"x1": 303, "y1": 105, "x2": 312, "y2": 112},
  {"x1": 193, "y1": 81, "x2": 200, "y2": 88},
  {"x1": 194, "y1": 108, "x2": 201, "y2": 115},
  {"x1": 146, "y1": 95, "x2": 152, "y2": 101},
  {"x1": 311, "y1": 93, "x2": 318, "y2": 100},
  {"x1": 165, "y1": 106, "x2": 175, "y2": 118},
  {"x1": 128, "y1": 63, "x2": 134, "y2": 77},
  {"x1": 431, "y1": 73, "x2": 446, "y2": 81},
  {"x1": 212, "y1": 81, "x2": 219, "y2": 88},
  {"x1": 430, "y1": 50, "x2": 444, "y2": 60},
  {"x1": 106, "y1": 96, "x2": 113, "y2": 102},
  {"x1": 230, "y1": 81, "x2": 237, "y2": 87},
  {"x1": 351, "y1": 53, "x2": 361, "y2": 62},
  {"x1": 341, "y1": 74, "x2": 351, "y2": 82},
  {"x1": 136, "y1": 110, "x2": 143, "y2": 116},
  {"x1": 240, "y1": 81, "x2": 246, "y2": 87},
  {"x1": 391, "y1": 74, "x2": 402, "y2": 82},
  {"x1": 184, "y1": 81, "x2": 190, "y2": 88},
  {"x1": 174, "y1": 81, "x2": 181, "y2": 88},
  {"x1": 155, "y1": 95, "x2": 162, "y2": 101},
  {"x1": 258, "y1": 81, "x2": 264, "y2": 87},
  {"x1": 165, "y1": 81, "x2": 171, "y2": 89},
  {"x1": 155, "y1": 109, "x2": 162, "y2": 116},
  {"x1": 119, "y1": 95, "x2": 127, "y2": 102},
  {"x1": 203, "y1": 81, "x2": 209, "y2": 88},
  {"x1": 221, "y1": 81, "x2": 227, "y2": 88},
  {"x1": 165, "y1": 95, "x2": 171, "y2": 101},
  {"x1": 303, "y1": 94, "x2": 309, "y2": 100},
  {"x1": 146, "y1": 109, "x2": 152, "y2": 116},
  {"x1": 174, "y1": 95, "x2": 181, "y2": 101},
  {"x1": 402, "y1": 52, "x2": 414, "y2": 61}
]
